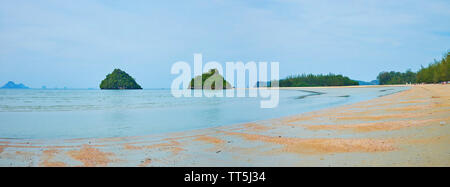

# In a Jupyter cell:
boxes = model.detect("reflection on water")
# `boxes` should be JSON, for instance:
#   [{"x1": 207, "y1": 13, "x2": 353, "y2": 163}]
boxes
[
  {"x1": 296, "y1": 90, "x2": 325, "y2": 99},
  {"x1": 0, "y1": 87, "x2": 408, "y2": 139}
]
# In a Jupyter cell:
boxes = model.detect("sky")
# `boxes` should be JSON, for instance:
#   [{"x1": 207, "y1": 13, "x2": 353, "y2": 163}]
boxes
[{"x1": 0, "y1": 0, "x2": 449, "y2": 88}]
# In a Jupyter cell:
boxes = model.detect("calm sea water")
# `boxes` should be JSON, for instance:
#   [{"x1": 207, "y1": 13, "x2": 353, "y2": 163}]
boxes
[{"x1": 0, "y1": 87, "x2": 408, "y2": 139}]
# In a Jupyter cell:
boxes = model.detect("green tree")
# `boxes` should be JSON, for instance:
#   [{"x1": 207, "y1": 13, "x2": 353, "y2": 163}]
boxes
[
  {"x1": 378, "y1": 51, "x2": 449, "y2": 84},
  {"x1": 417, "y1": 51, "x2": 450, "y2": 83},
  {"x1": 377, "y1": 70, "x2": 417, "y2": 85}
]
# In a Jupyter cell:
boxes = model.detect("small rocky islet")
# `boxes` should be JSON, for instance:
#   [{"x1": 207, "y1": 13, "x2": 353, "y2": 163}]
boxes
[
  {"x1": 99, "y1": 69, "x2": 142, "y2": 90},
  {"x1": 188, "y1": 69, "x2": 232, "y2": 89}
]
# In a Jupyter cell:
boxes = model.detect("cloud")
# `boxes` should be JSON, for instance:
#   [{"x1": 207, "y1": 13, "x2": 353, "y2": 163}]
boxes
[{"x1": 0, "y1": 0, "x2": 449, "y2": 87}]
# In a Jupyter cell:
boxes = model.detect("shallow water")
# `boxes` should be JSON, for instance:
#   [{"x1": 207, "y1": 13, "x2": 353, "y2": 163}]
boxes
[{"x1": 0, "y1": 87, "x2": 408, "y2": 139}]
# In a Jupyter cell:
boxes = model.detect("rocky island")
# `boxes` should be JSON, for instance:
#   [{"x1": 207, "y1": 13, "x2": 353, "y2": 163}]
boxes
[
  {"x1": 189, "y1": 69, "x2": 232, "y2": 89},
  {"x1": 1, "y1": 81, "x2": 29, "y2": 89},
  {"x1": 100, "y1": 69, "x2": 142, "y2": 89}
]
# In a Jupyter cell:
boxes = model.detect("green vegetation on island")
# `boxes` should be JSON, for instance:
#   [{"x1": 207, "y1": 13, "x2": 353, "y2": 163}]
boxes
[
  {"x1": 378, "y1": 52, "x2": 449, "y2": 85},
  {"x1": 278, "y1": 74, "x2": 359, "y2": 87},
  {"x1": 100, "y1": 69, "x2": 142, "y2": 89},
  {"x1": 189, "y1": 69, "x2": 232, "y2": 89}
]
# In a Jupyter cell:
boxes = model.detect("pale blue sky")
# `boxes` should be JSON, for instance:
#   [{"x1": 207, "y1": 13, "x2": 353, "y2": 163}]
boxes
[{"x1": 1, "y1": 0, "x2": 449, "y2": 88}]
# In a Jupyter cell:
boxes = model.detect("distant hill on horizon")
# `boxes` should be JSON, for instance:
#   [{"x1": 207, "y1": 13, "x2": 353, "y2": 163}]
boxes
[
  {"x1": 355, "y1": 80, "x2": 379, "y2": 85},
  {"x1": 1, "y1": 81, "x2": 29, "y2": 89}
]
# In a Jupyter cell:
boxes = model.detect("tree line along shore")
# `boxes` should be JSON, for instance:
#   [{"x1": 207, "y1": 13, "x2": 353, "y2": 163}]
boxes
[
  {"x1": 258, "y1": 51, "x2": 449, "y2": 88},
  {"x1": 377, "y1": 52, "x2": 449, "y2": 85}
]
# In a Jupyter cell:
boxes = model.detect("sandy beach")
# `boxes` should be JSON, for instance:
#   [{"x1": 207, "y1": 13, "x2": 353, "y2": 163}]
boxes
[{"x1": 0, "y1": 84, "x2": 449, "y2": 166}]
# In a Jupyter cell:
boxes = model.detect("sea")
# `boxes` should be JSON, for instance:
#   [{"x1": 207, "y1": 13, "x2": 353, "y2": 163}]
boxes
[{"x1": 0, "y1": 86, "x2": 408, "y2": 139}]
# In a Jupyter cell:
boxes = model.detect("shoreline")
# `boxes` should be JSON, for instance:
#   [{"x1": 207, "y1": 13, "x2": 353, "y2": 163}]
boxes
[{"x1": 0, "y1": 84, "x2": 449, "y2": 166}]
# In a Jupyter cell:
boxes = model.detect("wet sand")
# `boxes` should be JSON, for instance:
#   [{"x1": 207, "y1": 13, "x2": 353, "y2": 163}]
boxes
[{"x1": 0, "y1": 84, "x2": 449, "y2": 166}]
